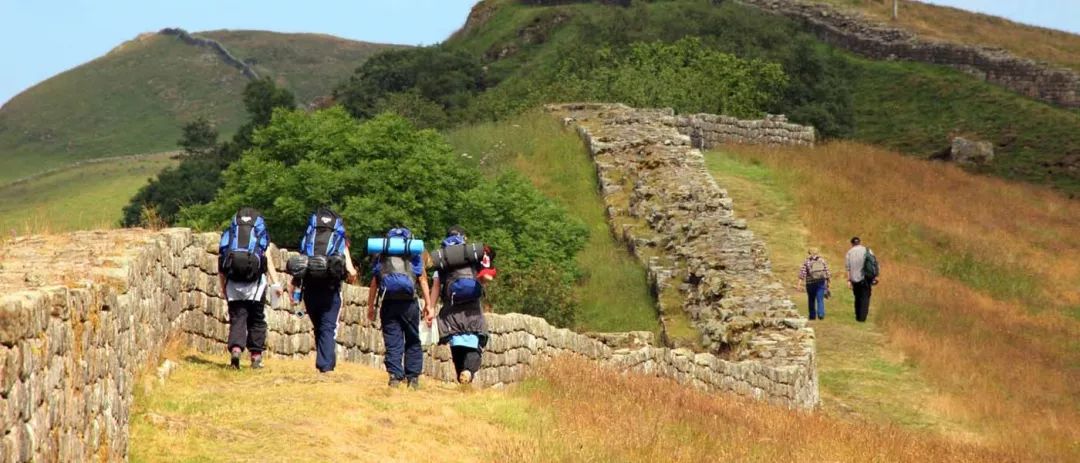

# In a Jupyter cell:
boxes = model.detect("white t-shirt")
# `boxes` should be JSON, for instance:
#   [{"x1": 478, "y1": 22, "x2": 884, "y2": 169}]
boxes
[
  {"x1": 226, "y1": 274, "x2": 267, "y2": 302},
  {"x1": 845, "y1": 245, "x2": 869, "y2": 283}
]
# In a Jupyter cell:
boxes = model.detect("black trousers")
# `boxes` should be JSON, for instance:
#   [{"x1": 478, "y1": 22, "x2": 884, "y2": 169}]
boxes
[
  {"x1": 227, "y1": 300, "x2": 267, "y2": 353},
  {"x1": 451, "y1": 346, "x2": 481, "y2": 377},
  {"x1": 852, "y1": 280, "x2": 873, "y2": 322}
]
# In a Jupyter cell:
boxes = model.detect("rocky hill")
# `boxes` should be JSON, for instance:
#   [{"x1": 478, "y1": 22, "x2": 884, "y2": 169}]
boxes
[{"x1": 0, "y1": 29, "x2": 401, "y2": 185}]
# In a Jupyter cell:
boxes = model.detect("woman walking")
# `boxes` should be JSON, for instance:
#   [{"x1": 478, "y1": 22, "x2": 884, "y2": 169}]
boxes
[{"x1": 796, "y1": 247, "x2": 830, "y2": 320}]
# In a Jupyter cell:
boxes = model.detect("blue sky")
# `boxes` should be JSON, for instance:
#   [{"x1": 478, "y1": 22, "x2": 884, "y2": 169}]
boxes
[{"x1": 1, "y1": 0, "x2": 1079, "y2": 106}]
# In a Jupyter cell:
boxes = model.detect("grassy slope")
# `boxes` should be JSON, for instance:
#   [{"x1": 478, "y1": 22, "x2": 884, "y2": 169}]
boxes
[
  {"x1": 132, "y1": 352, "x2": 1011, "y2": 462},
  {"x1": 445, "y1": 112, "x2": 656, "y2": 333},
  {"x1": 0, "y1": 31, "x2": 396, "y2": 185},
  {"x1": 0, "y1": 34, "x2": 246, "y2": 184},
  {"x1": 200, "y1": 30, "x2": 405, "y2": 104},
  {"x1": 819, "y1": 0, "x2": 1080, "y2": 72},
  {"x1": 446, "y1": 0, "x2": 1080, "y2": 194},
  {"x1": 706, "y1": 142, "x2": 1079, "y2": 460},
  {"x1": 0, "y1": 153, "x2": 178, "y2": 235}
]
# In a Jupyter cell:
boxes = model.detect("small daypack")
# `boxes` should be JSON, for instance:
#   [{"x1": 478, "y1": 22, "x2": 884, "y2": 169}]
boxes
[
  {"x1": 299, "y1": 208, "x2": 347, "y2": 282},
  {"x1": 378, "y1": 228, "x2": 417, "y2": 300},
  {"x1": 219, "y1": 207, "x2": 268, "y2": 283},
  {"x1": 807, "y1": 258, "x2": 828, "y2": 283},
  {"x1": 863, "y1": 249, "x2": 880, "y2": 281}
]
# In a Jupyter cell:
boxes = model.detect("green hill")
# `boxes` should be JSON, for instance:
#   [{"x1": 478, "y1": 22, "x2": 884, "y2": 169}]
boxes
[
  {"x1": 424, "y1": 0, "x2": 1080, "y2": 195},
  {"x1": 0, "y1": 30, "x2": 399, "y2": 185}
]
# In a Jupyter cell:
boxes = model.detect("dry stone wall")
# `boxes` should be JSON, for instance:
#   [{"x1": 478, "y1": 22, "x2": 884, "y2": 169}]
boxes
[
  {"x1": 676, "y1": 113, "x2": 815, "y2": 148},
  {"x1": 739, "y1": 0, "x2": 1080, "y2": 108},
  {"x1": 159, "y1": 28, "x2": 259, "y2": 80},
  {"x1": 547, "y1": 102, "x2": 816, "y2": 398}
]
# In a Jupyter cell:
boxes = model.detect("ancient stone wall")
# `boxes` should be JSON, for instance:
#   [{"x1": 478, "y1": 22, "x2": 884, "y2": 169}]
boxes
[
  {"x1": 739, "y1": 0, "x2": 1080, "y2": 108},
  {"x1": 675, "y1": 113, "x2": 815, "y2": 148},
  {"x1": 159, "y1": 28, "x2": 259, "y2": 80},
  {"x1": 0, "y1": 224, "x2": 818, "y2": 461},
  {"x1": 547, "y1": 102, "x2": 816, "y2": 400}
]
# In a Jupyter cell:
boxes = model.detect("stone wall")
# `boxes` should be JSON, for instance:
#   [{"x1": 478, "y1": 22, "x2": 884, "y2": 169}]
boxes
[
  {"x1": 739, "y1": 0, "x2": 1080, "y2": 109},
  {"x1": 159, "y1": 28, "x2": 259, "y2": 80},
  {"x1": 0, "y1": 224, "x2": 818, "y2": 461},
  {"x1": 675, "y1": 113, "x2": 815, "y2": 148},
  {"x1": 547, "y1": 102, "x2": 816, "y2": 396}
]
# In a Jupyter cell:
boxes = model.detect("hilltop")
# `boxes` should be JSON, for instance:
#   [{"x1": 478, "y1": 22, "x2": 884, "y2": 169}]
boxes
[{"x1": 0, "y1": 29, "x2": 401, "y2": 185}]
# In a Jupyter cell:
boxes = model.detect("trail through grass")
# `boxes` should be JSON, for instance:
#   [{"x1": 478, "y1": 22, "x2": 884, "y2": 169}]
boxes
[
  {"x1": 703, "y1": 151, "x2": 972, "y2": 436},
  {"x1": 707, "y1": 142, "x2": 1080, "y2": 460},
  {"x1": 130, "y1": 352, "x2": 529, "y2": 463},
  {"x1": 445, "y1": 112, "x2": 657, "y2": 333},
  {"x1": 133, "y1": 353, "x2": 1013, "y2": 462},
  {"x1": 0, "y1": 153, "x2": 176, "y2": 235}
]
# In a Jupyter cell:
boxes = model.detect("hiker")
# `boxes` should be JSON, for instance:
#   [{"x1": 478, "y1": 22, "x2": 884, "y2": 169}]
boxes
[
  {"x1": 218, "y1": 207, "x2": 283, "y2": 370},
  {"x1": 367, "y1": 227, "x2": 431, "y2": 389},
  {"x1": 288, "y1": 207, "x2": 358, "y2": 373},
  {"x1": 845, "y1": 236, "x2": 879, "y2": 322},
  {"x1": 796, "y1": 247, "x2": 830, "y2": 320},
  {"x1": 430, "y1": 226, "x2": 494, "y2": 385}
]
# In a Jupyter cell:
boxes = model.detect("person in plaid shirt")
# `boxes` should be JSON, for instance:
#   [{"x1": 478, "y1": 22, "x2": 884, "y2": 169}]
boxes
[{"x1": 796, "y1": 247, "x2": 831, "y2": 320}]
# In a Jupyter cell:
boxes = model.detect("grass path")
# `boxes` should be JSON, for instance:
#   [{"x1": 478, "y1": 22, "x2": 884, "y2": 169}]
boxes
[
  {"x1": 131, "y1": 352, "x2": 529, "y2": 463},
  {"x1": 703, "y1": 151, "x2": 981, "y2": 439}
]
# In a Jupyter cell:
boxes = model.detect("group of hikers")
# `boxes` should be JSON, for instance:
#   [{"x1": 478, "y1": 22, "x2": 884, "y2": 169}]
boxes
[
  {"x1": 217, "y1": 206, "x2": 493, "y2": 388},
  {"x1": 795, "y1": 236, "x2": 880, "y2": 322}
]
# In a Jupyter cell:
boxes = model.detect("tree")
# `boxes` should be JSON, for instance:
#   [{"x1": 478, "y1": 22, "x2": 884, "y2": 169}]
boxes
[
  {"x1": 181, "y1": 107, "x2": 586, "y2": 322},
  {"x1": 177, "y1": 117, "x2": 218, "y2": 157}
]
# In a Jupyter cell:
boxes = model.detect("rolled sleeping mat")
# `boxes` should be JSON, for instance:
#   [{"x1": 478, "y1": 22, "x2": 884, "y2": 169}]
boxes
[
  {"x1": 366, "y1": 237, "x2": 424, "y2": 256},
  {"x1": 431, "y1": 242, "x2": 485, "y2": 271}
]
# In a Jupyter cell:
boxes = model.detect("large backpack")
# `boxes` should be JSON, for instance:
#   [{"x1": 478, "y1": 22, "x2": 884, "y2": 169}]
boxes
[
  {"x1": 299, "y1": 208, "x2": 348, "y2": 281},
  {"x1": 378, "y1": 228, "x2": 417, "y2": 300},
  {"x1": 219, "y1": 207, "x2": 268, "y2": 283},
  {"x1": 807, "y1": 258, "x2": 828, "y2": 283},
  {"x1": 434, "y1": 236, "x2": 485, "y2": 306},
  {"x1": 863, "y1": 249, "x2": 880, "y2": 282}
]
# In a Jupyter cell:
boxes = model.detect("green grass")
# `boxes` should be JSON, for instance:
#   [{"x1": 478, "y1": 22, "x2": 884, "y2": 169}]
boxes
[
  {"x1": 0, "y1": 153, "x2": 177, "y2": 234},
  {"x1": 444, "y1": 111, "x2": 657, "y2": 333},
  {"x1": 0, "y1": 31, "x2": 396, "y2": 185},
  {"x1": 703, "y1": 149, "x2": 973, "y2": 435}
]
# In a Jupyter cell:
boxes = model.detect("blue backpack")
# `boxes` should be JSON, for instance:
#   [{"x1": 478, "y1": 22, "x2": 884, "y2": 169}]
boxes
[
  {"x1": 378, "y1": 228, "x2": 417, "y2": 300},
  {"x1": 439, "y1": 234, "x2": 483, "y2": 306},
  {"x1": 219, "y1": 207, "x2": 269, "y2": 282},
  {"x1": 299, "y1": 208, "x2": 348, "y2": 281}
]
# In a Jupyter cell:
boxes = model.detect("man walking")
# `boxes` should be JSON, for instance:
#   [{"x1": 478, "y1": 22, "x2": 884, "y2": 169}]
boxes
[
  {"x1": 845, "y1": 236, "x2": 878, "y2": 322},
  {"x1": 290, "y1": 207, "x2": 358, "y2": 373},
  {"x1": 367, "y1": 227, "x2": 431, "y2": 389},
  {"x1": 218, "y1": 207, "x2": 283, "y2": 369}
]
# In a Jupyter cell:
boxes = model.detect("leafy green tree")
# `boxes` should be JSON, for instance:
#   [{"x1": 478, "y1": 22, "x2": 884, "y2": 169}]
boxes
[
  {"x1": 181, "y1": 107, "x2": 586, "y2": 321},
  {"x1": 177, "y1": 117, "x2": 218, "y2": 157}
]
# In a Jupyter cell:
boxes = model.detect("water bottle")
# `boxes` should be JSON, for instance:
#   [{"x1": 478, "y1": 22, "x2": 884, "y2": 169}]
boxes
[{"x1": 292, "y1": 289, "x2": 304, "y2": 317}]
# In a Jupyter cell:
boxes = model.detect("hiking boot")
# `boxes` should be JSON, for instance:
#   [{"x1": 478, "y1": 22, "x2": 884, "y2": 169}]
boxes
[
  {"x1": 229, "y1": 350, "x2": 241, "y2": 370},
  {"x1": 388, "y1": 377, "x2": 402, "y2": 388},
  {"x1": 458, "y1": 370, "x2": 473, "y2": 384},
  {"x1": 251, "y1": 354, "x2": 264, "y2": 369},
  {"x1": 407, "y1": 377, "x2": 420, "y2": 390}
]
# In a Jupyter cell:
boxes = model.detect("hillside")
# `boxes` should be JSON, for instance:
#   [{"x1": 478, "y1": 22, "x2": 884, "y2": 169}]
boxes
[
  {"x1": 436, "y1": 0, "x2": 1080, "y2": 195},
  {"x1": 0, "y1": 30, "x2": 398, "y2": 185},
  {"x1": 818, "y1": 0, "x2": 1080, "y2": 72}
]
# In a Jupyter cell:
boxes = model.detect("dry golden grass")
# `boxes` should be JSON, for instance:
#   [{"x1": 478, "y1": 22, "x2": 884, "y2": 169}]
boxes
[
  {"x1": 817, "y1": 0, "x2": 1080, "y2": 71},
  {"x1": 723, "y1": 140, "x2": 1080, "y2": 460},
  {"x1": 498, "y1": 357, "x2": 1015, "y2": 462}
]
